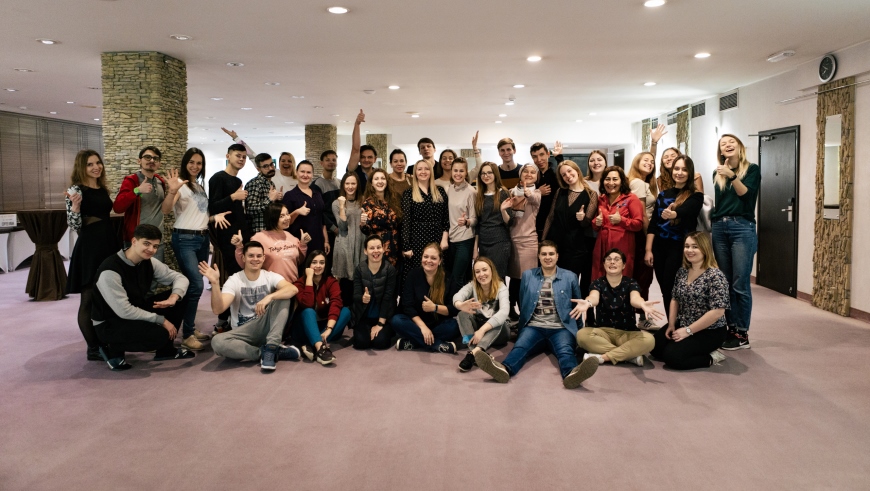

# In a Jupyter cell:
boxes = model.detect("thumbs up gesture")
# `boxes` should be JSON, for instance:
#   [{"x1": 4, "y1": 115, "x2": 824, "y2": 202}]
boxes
[
  {"x1": 360, "y1": 210, "x2": 368, "y2": 225},
  {"x1": 297, "y1": 202, "x2": 310, "y2": 216},
  {"x1": 231, "y1": 185, "x2": 247, "y2": 201},
  {"x1": 422, "y1": 295, "x2": 437, "y2": 313},
  {"x1": 362, "y1": 287, "x2": 371, "y2": 304},
  {"x1": 230, "y1": 230, "x2": 243, "y2": 248},
  {"x1": 300, "y1": 229, "x2": 312, "y2": 244},
  {"x1": 268, "y1": 185, "x2": 280, "y2": 201},
  {"x1": 575, "y1": 204, "x2": 586, "y2": 222},
  {"x1": 661, "y1": 203, "x2": 677, "y2": 220},
  {"x1": 594, "y1": 211, "x2": 604, "y2": 227},
  {"x1": 457, "y1": 211, "x2": 468, "y2": 227},
  {"x1": 608, "y1": 211, "x2": 622, "y2": 225}
]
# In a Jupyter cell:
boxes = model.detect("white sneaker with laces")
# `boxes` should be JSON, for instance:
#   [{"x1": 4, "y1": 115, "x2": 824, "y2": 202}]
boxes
[
  {"x1": 583, "y1": 353, "x2": 605, "y2": 365},
  {"x1": 710, "y1": 350, "x2": 727, "y2": 365}
]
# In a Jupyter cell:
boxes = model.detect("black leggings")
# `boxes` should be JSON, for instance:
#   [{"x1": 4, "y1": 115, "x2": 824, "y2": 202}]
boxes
[
  {"x1": 217, "y1": 241, "x2": 242, "y2": 321},
  {"x1": 651, "y1": 325, "x2": 726, "y2": 370},
  {"x1": 352, "y1": 318, "x2": 395, "y2": 350},
  {"x1": 77, "y1": 285, "x2": 100, "y2": 348},
  {"x1": 652, "y1": 238, "x2": 685, "y2": 321}
]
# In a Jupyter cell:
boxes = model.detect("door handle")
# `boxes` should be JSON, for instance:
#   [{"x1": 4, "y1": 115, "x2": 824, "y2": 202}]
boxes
[{"x1": 781, "y1": 205, "x2": 793, "y2": 222}]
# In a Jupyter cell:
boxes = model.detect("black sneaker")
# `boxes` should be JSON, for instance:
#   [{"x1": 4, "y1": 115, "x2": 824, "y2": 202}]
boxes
[
  {"x1": 278, "y1": 345, "x2": 301, "y2": 361},
  {"x1": 99, "y1": 346, "x2": 132, "y2": 371},
  {"x1": 563, "y1": 357, "x2": 599, "y2": 389},
  {"x1": 154, "y1": 348, "x2": 196, "y2": 361},
  {"x1": 474, "y1": 350, "x2": 510, "y2": 383},
  {"x1": 722, "y1": 330, "x2": 750, "y2": 350},
  {"x1": 316, "y1": 344, "x2": 336, "y2": 365},
  {"x1": 260, "y1": 344, "x2": 279, "y2": 371},
  {"x1": 212, "y1": 320, "x2": 232, "y2": 336},
  {"x1": 458, "y1": 352, "x2": 476, "y2": 372},
  {"x1": 395, "y1": 337, "x2": 414, "y2": 351},
  {"x1": 438, "y1": 342, "x2": 457, "y2": 354},
  {"x1": 87, "y1": 346, "x2": 102, "y2": 361}
]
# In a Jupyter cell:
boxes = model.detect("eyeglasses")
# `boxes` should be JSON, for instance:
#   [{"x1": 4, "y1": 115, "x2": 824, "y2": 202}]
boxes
[
  {"x1": 480, "y1": 171, "x2": 494, "y2": 176},
  {"x1": 141, "y1": 155, "x2": 161, "y2": 162},
  {"x1": 259, "y1": 162, "x2": 275, "y2": 169}
]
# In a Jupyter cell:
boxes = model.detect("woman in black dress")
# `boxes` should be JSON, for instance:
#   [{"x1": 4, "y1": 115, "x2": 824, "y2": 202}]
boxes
[
  {"x1": 401, "y1": 160, "x2": 449, "y2": 283},
  {"x1": 66, "y1": 150, "x2": 120, "y2": 360}
]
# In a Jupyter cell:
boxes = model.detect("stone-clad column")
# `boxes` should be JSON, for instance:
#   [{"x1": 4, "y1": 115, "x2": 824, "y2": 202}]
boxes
[
  {"x1": 365, "y1": 134, "x2": 388, "y2": 169},
  {"x1": 305, "y1": 124, "x2": 337, "y2": 176},
  {"x1": 101, "y1": 51, "x2": 188, "y2": 271}
]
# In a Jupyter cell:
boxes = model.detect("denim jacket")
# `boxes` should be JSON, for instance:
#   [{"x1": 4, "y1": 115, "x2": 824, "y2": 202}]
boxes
[{"x1": 517, "y1": 267, "x2": 583, "y2": 335}]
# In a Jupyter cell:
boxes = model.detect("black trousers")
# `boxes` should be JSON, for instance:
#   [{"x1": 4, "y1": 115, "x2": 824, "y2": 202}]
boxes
[
  {"x1": 217, "y1": 241, "x2": 242, "y2": 322},
  {"x1": 651, "y1": 325, "x2": 726, "y2": 370},
  {"x1": 352, "y1": 317, "x2": 395, "y2": 350},
  {"x1": 95, "y1": 290, "x2": 187, "y2": 358},
  {"x1": 652, "y1": 238, "x2": 685, "y2": 321}
]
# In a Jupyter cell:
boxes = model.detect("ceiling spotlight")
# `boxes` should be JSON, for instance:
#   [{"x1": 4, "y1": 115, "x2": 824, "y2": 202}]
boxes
[
  {"x1": 589, "y1": 112, "x2": 597, "y2": 116},
  {"x1": 328, "y1": 6, "x2": 348, "y2": 14},
  {"x1": 93, "y1": 118, "x2": 100, "y2": 121},
  {"x1": 241, "y1": 107, "x2": 252, "y2": 110},
  {"x1": 388, "y1": 85, "x2": 400, "y2": 90},
  {"x1": 4, "y1": 88, "x2": 18, "y2": 92},
  {"x1": 226, "y1": 62, "x2": 244, "y2": 67},
  {"x1": 292, "y1": 95, "x2": 305, "y2": 99},
  {"x1": 19, "y1": 106, "x2": 28, "y2": 109},
  {"x1": 265, "y1": 115, "x2": 274, "y2": 118},
  {"x1": 14, "y1": 68, "x2": 34, "y2": 72},
  {"x1": 526, "y1": 55, "x2": 542, "y2": 62},
  {"x1": 644, "y1": 0, "x2": 666, "y2": 6},
  {"x1": 66, "y1": 101, "x2": 75, "y2": 104},
  {"x1": 265, "y1": 82, "x2": 280, "y2": 86},
  {"x1": 513, "y1": 84, "x2": 525, "y2": 88},
  {"x1": 341, "y1": 120, "x2": 349, "y2": 123},
  {"x1": 49, "y1": 111, "x2": 57, "y2": 115},
  {"x1": 644, "y1": 82, "x2": 657, "y2": 86},
  {"x1": 499, "y1": 114, "x2": 507, "y2": 117},
  {"x1": 411, "y1": 114, "x2": 420, "y2": 118},
  {"x1": 695, "y1": 52, "x2": 711, "y2": 59},
  {"x1": 495, "y1": 121, "x2": 502, "y2": 124},
  {"x1": 210, "y1": 97, "x2": 223, "y2": 101},
  {"x1": 505, "y1": 101, "x2": 515, "y2": 106},
  {"x1": 767, "y1": 50, "x2": 796, "y2": 63},
  {"x1": 285, "y1": 121, "x2": 294, "y2": 124},
  {"x1": 37, "y1": 39, "x2": 58, "y2": 45},
  {"x1": 170, "y1": 34, "x2": 192, "y2": 41},
  {"x1": 576, "y1": 119, "x2": 583, "y2": 123},
  {"x1": 205, "y1": 116, "x2": 216, "y2": 119}
]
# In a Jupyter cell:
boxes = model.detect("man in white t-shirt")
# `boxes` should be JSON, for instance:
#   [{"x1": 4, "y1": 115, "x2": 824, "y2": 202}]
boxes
[{"x1": 199, "y1": 241, "x2": 299, "y2": 371}]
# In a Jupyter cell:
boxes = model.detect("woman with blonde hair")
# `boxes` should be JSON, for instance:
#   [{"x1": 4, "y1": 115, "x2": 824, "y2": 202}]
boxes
[
  {"x1": 272, "y1": 151, "x2": 298, "y2": 193},
  {"x1": 628, "y1": 152, "x2": 658, "y2": 327},
  {"x1": 651, "y1": 231, "x2": 730, "y2": 369},
  {"x1": 453, "y1": 256, "x2": 510, "y2": 372},
  {"x1": 711, "y1": 134, "x2": 760, "y2": 350},
  {"x1": 585, "y1": 150, "x2": 608, "y2": 186},
  {"x1": 401, "y1": 160, "x2": 449, "y2": 283},
  {"x1": 66, "y1": 150, "x2": 121, "y2": 360},
  {"x1": 473, "y1": 162, "x2": 513, "y2": 279}
]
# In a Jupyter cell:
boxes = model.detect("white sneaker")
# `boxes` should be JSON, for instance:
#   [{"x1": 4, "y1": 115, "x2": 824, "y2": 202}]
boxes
[
  {"x1": 628, "y1": 355, "x2": 645, "y2": 367},
  {"x1": 583, "y1": 353, "x2": 605, "y2": 365},
  {"x1": 710, "y1": 350, "x2": 727, "y2": 365}
]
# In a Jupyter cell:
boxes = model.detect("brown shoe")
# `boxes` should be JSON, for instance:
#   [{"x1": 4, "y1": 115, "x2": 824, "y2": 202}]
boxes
[{"x1": 181, "y1": 335, "x2": 204, "y2": 351}]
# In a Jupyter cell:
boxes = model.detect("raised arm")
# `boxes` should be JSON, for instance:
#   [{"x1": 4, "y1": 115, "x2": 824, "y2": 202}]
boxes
[{"x1": 346, "y1": 109, "x2": 365, "y2": 173}]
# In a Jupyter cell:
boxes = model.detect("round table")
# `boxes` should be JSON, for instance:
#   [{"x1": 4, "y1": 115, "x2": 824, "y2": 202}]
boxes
[{"x1": 17, "y1": 209, "x2": 68, "y2": 301}]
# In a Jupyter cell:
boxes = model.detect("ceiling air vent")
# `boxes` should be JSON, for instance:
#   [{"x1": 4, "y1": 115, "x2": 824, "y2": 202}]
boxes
[
  {"x1": 691, "y1": 102, "x2": 706, "y2": 118},
  {"x1": 719, "y1": 91, "x2": 738, "y2": 111},
  {"x1": 667, "y1": 112, "x2": 678, "y2": 125}
]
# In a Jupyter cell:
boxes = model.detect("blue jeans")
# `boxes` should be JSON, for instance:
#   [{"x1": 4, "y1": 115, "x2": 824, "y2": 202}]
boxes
[
  {"x1": 294, "y1": 307, "x2": 351, "y2": 346},
  {"x1": 171, "y1": 231, "x2": 210, "y2": 338},
  {"x1": 712, "y1": 217, "x2": 757, "y2": 331},
  {"x1": 502, "y1": 326, "x2": 578, "y2": 379},
  {"x1": 391, "y1": 314, "x2": 460, "y2": 352}
]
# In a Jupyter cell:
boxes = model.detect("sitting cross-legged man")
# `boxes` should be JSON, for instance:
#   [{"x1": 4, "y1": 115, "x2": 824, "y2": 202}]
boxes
[
  {"x1": 475, "y1": 240, "x2": 600, "y2": 389},
  {"x1": 92, "y1": 224, "x2": 194, "y2": 371},
  {"x1": 200, "y1": 240, "x2": 299, "y2": 372},
  {"x1": 574, "y1": 248, "x2": 663, "y2": 367}
]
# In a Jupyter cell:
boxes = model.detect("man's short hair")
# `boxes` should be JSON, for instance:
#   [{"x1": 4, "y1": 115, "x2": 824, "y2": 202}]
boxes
[
  {"x1": 227, "y1": 143, "x2": 247, "y2": 153},
  {"x1": 497, "y1": 138, "x2": 516, "y2": 151},
  {"x1": 360, "y1": 145, "x2": 377, "y2": 157},
  {"x1": 243, "y1": 241, "x2": 264, "y2": 255},
  {"x1": 529, "y1": 142, "x2": 548, "y2": 154},
  {"x1": 132, "y1": 224, "x2": 162, "y2": 241},
  {"x1": 364, "y1": 234, "x2": 384, "y2": 249},
  {"x1": 255, "y1": 153, "x2": 273, "y2": 167},
  {"x1": 417, "y1": 137, "x2": 435, "y2": 150},
  {"x1": 602, "y1": 248, "x2": 626, "y2": 264},
  {"x1": 320, "y1": 150, "x2": 337, "y2": 161},
  {"x1": 538, "y1": 240, "x2": 558, "y2": 254},
  {"x1": 139, "y1": 146, "x2": 162, "y2": 159}
]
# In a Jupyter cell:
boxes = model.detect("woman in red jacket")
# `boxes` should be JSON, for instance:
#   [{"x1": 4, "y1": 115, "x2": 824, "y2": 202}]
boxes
[
  {"x1": 292, "y1": 250, "x2": 351, "y2": 366},
  {"x1": 591, "y1": 166, "x2": 644, "y2": 280}
]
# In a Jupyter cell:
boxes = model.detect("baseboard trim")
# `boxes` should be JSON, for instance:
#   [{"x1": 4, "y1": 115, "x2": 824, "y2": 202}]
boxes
[{"x1": 795, "y1": 290, "x2": 870, "y2": 324}]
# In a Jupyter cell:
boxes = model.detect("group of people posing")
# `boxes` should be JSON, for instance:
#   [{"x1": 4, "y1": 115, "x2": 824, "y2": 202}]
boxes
[{"x1": 65, "y1": 110, "x2": 759, "y2": 387}]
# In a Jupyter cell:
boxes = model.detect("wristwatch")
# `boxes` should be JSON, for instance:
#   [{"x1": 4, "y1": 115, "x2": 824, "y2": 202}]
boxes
[
  {"x1": 133, "y1": 187, "x2": 141, "y2": 196},
  {"x1": 685, "y1": 327, "x2": 693, "y2": 336}
]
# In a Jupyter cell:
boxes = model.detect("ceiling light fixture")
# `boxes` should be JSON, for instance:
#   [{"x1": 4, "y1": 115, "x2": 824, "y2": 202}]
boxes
[
  {"x1": 499, "y1": 114, "x2": 507, "y2": 117},
  {"x1": 694, "y1": 52, "x2": 711, "y2": 59},
  {"x1": 313, "y1": 106, "x2": 323, "y2": 109},
  {"x1": 226, "y1": 62, "x2": 244, "y2": 67},
  {"x1": 19, "y1": 106, "x2": 28, "y2": 109},
  {"x1": 388, "y1": 85, "x2": 400, "y2": 90},
  {"x1": 94, "y1": 118, "x2": 100, "y2": 121},
  {"x1": 505, "y1": 101, "x2": 515, "y2": 106},
  {"x1": 767, "y1": 50, "x2": 796, "y2": 63},
  {"x1": 328, "y1": 7, "x2": 348, "y2": 14},
  {"x1": 210, "y1": 97, "x2": 223, "y2": 101},
  {"x1": 49, "y1": 111, "x2": 57, "y2": 115},
  {"x1": 265, "y1": 115, "x2": 274, "y2": 118},
  {"x1": 513, "y1": 84, "x2": 525, "y2": 89},
  {"x1": 66, "y1": 101, "x2": 74, "y2": 104},
  {"x1": 285, "y1": 122, "x2": 294, "y2": 124},
  {"x1": 241, "y1": 107, "x2": 252, "y2": 110},
  {"x1": 170, "y1": 34, "x2": 192, "y2": 41},
  {"x1": 576, "y1": 119, "x2": 583, "y2": 123},
  {"x1": 205, "y1": 116, "x2": 216, "y2": 119},
  {"x1": 4, "y1": 88, "x2": 18, "y2": 92},
  {"x1": 411, "y1": 114, "x2": 420, "y2": 118},
  {"x1": 526, "y1": 55, "x2": 542, "y2": 62},
  {"x1": 644, "y1": 0, "x2": 666, "y2": 7},
  {"x1": 332, "y1": 114, "x2": 339, "y2": 117},
  {"x1": 495, "y1": 121, "x2": 502, "y2": 124},
  {"x1": 37, "y1": 39, "x2": 58, "y2": 45},
  {"x1": 589, "y1": 112, "x2": 597, "y2": 116},
  {"x1": 265, "y1": 82, "x2": 280, "y2": 86},
  {"x1": 644, "y1": 82, "x2": 657, "y2": 86},
  {"x1": 292, "y1": 95, "x2": 305, "y2": 99},
  {"x1": 14, "y1": 68, "x2": 34, "y2": 72}
]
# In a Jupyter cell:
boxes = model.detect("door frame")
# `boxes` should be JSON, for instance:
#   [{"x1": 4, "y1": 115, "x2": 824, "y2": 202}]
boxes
[{"x1": 757, "y1": 124, "x2": 800, "y2": 297}]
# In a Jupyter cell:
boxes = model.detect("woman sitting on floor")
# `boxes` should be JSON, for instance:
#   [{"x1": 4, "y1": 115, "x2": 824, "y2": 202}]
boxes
[
  {"x1": 452, "y1": 257, "x2": 510, "y2": 372},
  {"x1": 292, "y1": 250, "x2": 351, "y2": 366},
  {"x1": 650, "y1": 231, "x2": 730, "y2": 369},
  {"x1": 351, "y1": 235, "x2": 399, "y2": 350}
]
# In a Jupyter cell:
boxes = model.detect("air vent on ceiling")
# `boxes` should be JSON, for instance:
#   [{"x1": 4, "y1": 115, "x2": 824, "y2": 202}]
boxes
[
  {"x1": 719, "y1": 91, "x2": 738, "y2": 111},
  {"x1": 667, "y1": 112, "x2": 678, "y2": 125},
  {"x1": 650, "y1": 117, "x2": 658, "y2": 127},
  {"x1": 691, "y1": 102, "x2": 706, "y2": 118}
]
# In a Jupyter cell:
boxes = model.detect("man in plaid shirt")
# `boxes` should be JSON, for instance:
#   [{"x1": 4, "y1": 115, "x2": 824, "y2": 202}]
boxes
[{"x1": 245, "y1": 153, "x2": 280, "y2": 233}]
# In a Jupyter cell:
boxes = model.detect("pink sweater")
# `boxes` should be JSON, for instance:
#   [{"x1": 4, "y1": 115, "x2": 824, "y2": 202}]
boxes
[{"x1": 235, "y1": 230, "x2": 307, "y2": 282}]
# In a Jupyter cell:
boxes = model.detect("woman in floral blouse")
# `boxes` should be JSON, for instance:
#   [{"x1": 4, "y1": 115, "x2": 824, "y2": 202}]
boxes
[
  {"x1": 651, "y1": 231, "x2": 730, "y2": 369},
  {"x1": 361, "y1": 168, "x2": 402, "y2": 266}
]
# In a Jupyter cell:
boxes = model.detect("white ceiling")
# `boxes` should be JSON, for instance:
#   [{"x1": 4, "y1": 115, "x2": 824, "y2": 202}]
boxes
[{"x1": 1, "y1": 0, "x2": 868, "y2": 146}]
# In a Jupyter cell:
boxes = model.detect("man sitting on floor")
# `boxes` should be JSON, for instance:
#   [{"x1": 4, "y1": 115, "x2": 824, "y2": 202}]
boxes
[
  {"x1": 475, "y1": 240, "x2": 600, "y2": 389},
  {"x1": 199, "y1": 241, "x2": 299, "y2": 371},
  {"x1": 575, "y1": 248, "x2": 663, "y2": 367},
  {"x1": 92, "y1": 224, "x2": 194, "y2": 371}
]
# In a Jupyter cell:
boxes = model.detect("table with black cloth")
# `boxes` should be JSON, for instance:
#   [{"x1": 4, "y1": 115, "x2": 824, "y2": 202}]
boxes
[{"x1": 16, "y1": 209, "x2": 68, "y2": 301}]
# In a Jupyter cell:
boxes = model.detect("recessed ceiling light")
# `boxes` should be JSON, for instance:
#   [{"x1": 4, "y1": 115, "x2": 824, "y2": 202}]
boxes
[
  {"x1": 14, "y1": 68, "x2": 34, "y2": 73},
  {"x1": 499, "y1": 114, "x2": 507, "y2": 117},
  {"x1": 411, "y1": 114, "x2": 420, "y2": 118},
  {"x1": 505, "y1": 101, "x2": 515, "y2": 106},
  {"x1": 241, "y1": 107, "x2": 252, "y2": 110},
  {"x1": 170, "y1": 34, "x2": 192, "y2": 41},
  {"x1": 19, "y1": 106, "x2": 28, "y2": 109},
  {"x1": 526, "y1": 55, "x2": 542, "y2": 62},
  {"x1": 292, "y1": 95, "x2": 305, "y2": 99},
  {"x1": 332, "y1": 114, "x2": 339, "y2": 117},
  {"x1": 205, "y1": 116, "x2": 216, "y2": 119},
  {"x1": 388, "y1": 85, "x2": 400, "y2": 90},
  {"x1": 328, "y1": 6, "x2": 348, "y2": 14},
  {"x1": 644, "y1": 0, "x2": 666, "y2": 7},
  {"x1": 495, "y1": 121, "x2": 502, "y2": 124},
  {"x1": 576, "y1": 119, "x2": 583, "y2": 123},
  {"x1": 66, "y1": 101, "x2": 74, "y2": 104},
  {"x1": 265, "y1": 82, "x2": 280, "y2": 86},
  {"x1": 341, "y1": 120, "x2": 349, "y2": 123},
  {"x1": 589, "y1": 112, "x2": 597, "y2": 116},
  {"x1": 767, "y1": 50, "x2": 796, "y2": 63},
  {"x1": 232, "y1": 123, "x2": 238, "y2": 126},
  {"x1": 37, "y1": 39, "x2": 58, "y2": 45},
  {"x1": 644, "y1": 82, "x2": 657, "y2": 86},
  {"x1": 694, "y1": 52, "x2": 711, "y2": 59},
  {"x1": 285, "y1": 121, "x2": 294, "y2": 124},
  {"x1": 4, "y1": 88, "x2": 18, "y2": 92},
  {"x1": 265, "y1": 115, "x2": 274, "y2": 118},
  {"x1": 226, "y1": 62, "x2": 244, "y2": 67},
  {"x1": 93, "y1": 118, "x2": 100, "y2": 121},
  {"x1": 513, "y1": 84, "x2": 525, "y2": 88},
  {"x1": 313, "y1": 106, "x2": 323, "y2": 109},
  {"x1": 49, "y1": 111, "x2": 57, "y2": 115},
  {"x1": 210, "y1": 97, "x2": 223, "y2": 101}
]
